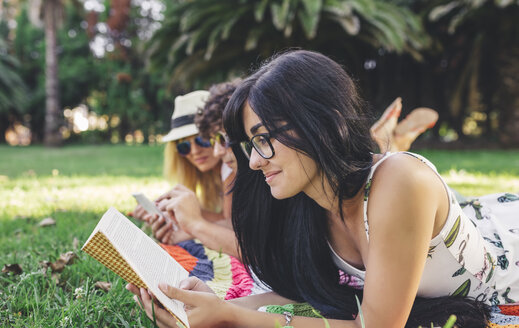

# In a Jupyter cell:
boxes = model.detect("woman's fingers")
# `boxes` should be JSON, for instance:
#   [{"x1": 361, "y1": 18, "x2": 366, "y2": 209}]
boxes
[
  {"x1": 154, "y1": 221, "x2": 172, "y2": 240},
  {"x1": 133, "y1": 295, "x2": 143, "y2": 309},
  {"x1": 140, "y1": 288, "x2": 162, "y2": 312},
  {"x1": 143, "y1": 213, "x2": 155, "y2": 224},
  {"x1": 130, "y1": 205, "x2": 148, "y2": 221},
  {"x1": 151, "y1": 216, "x2": 166, "y2": 233},
  {"x1": 159, "y1": 283, "x2": 198, "y2": 306},
  {"x1": 126, "y1": 283, "x2": 140, "y2": 296},
  {"x1": 139, "y1": 288, "x2": 177, "y2": 328},
  {"x1": 156, "y1": 185, "x2": 185, "y2": 202},
  {"x1": 179, "y1": 277, "x2": 215, "y2": 293},
  {"x1": 179, "y1": 277, "x2": 201, "y2": 290},
  {"x1": 155, "y1": 189, "x2": 173, "y2": 202},
  {"x1": 168, "y1": 229, "x2": 194, "y2": 244},
  {"x1": 161, "y1": 230, "x2": 173, "y2": 244},
  {"x1": 146, "y1": 213, "x2": 159, "y2": 224}
]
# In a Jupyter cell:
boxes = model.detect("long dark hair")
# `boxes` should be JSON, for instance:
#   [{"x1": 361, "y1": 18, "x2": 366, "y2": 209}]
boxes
[{"x1": 223, "y1": 50, "x2": 489, "y2": 327}]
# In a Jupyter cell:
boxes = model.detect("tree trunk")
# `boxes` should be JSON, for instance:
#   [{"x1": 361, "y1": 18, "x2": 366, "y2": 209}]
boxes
[
  {"x1": 43, "y1": 0, "x2": 62, "y2": 147},
  {"x1": 0, "y1": 114, "x2": 9, "y2": 144}
]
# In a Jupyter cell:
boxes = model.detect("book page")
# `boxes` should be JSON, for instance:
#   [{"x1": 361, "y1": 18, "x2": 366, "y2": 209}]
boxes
[{"x1": 95, "y1": 207, "x2": 189, "y2": 327}]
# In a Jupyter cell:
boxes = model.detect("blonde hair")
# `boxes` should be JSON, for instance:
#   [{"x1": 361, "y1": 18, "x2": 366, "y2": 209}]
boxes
[{"x1": 163, "y1": 141, "x2": 222, "y2": 212}]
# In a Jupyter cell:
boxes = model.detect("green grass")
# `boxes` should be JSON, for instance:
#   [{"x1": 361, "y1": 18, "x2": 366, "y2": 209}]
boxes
[
  {"x1": 418, "y1": 149, "x2": 519, "y2": 196},
  {"x1": 0, "y1": 145, "x2": 168, "y2": 327},
  {"x1": 0, "y1": 145, "x2": 518, "y2": 327}
]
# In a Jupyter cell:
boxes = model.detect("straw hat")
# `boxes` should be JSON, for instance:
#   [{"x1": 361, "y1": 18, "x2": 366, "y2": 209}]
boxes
[{"x1": 162, "y1": 90, "x2": 209, "y2": 142}]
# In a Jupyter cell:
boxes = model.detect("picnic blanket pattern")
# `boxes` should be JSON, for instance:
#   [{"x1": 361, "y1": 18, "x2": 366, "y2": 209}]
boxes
[
  {"x1": 160, "y1": 239, "x2": 271, "y2": 299},
  {"x1": 161, "y1": 239, "x2": 519, "y2": 327}
]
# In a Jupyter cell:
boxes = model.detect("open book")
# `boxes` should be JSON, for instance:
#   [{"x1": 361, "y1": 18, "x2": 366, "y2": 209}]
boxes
[{"x1": 82, "y1": 207, "x2": 189, "y2": 327}]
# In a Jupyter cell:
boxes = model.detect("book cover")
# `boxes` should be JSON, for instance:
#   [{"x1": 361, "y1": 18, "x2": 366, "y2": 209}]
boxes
[{"x1": 82, "y1": 207, "x2": 189, "y2": 327}]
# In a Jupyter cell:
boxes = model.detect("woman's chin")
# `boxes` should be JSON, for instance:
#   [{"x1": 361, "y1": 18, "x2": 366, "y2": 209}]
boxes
[
  {"x1": 269, "y1": 186, "x2": 296, "y2": 200},
  {"x1": 196, "y1": 160, "x2": 220, "y2": 172}
]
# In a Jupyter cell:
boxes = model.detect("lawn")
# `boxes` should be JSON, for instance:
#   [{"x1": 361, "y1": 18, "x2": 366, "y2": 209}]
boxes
[{"x1": 0, "y1": 145, "x2": 518, "y2": 327}]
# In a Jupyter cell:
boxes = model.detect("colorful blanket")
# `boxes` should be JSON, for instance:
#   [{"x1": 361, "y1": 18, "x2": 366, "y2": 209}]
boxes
[
  {"x1": 161, "y1": 239, "x2": 519, "y2": 327},
  {"x1": 160, "y1": 240, "x2": 268, "y2": 299}
]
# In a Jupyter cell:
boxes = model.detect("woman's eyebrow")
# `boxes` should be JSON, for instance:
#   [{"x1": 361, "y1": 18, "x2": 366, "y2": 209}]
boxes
[{"x1": 250, "y1": 122, "x2": 263, "y2": 135}]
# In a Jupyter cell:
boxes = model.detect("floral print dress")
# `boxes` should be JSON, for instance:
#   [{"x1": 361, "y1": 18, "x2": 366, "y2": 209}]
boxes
[{"x1": 329, "y1": 152, "x2": 519, "y2": 306}]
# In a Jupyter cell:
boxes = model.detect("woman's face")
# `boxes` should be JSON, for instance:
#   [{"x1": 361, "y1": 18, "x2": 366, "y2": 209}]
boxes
[
  {"x1": 177, "y1": 134, "x2": 221, "y2": 172},
  {"x1": 211, "y1": 129, "x2": 237, "y2": 172},
  {"x1": 242, "y1": 102, "x2": 321, "y2": 199}
]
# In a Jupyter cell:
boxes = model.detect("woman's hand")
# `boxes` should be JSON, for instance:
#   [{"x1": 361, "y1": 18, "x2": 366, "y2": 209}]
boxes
[
  {"x1": 128, "y1": 204, "x2": 148, "y2": 221},
  {"x1": 157, "y1": 282, "x2": 234, "y2": 328},
  {"x1": 145, "y1": 213, "x2": 194, "y2": 245},
  {"x1": 157, "y1": 185, "x2": 206, "y2": 235},
  {"x1": 127, "y1": 278, "x2": 232, "y2": 328},
  {"x1": 126, "y1": 278, "x2": 214, "y2": 300}
]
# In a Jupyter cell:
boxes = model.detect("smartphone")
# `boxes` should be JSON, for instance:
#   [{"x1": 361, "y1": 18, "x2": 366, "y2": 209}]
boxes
[{"x1": 131, "y1": 192, "x2": 178, "y2": 231}]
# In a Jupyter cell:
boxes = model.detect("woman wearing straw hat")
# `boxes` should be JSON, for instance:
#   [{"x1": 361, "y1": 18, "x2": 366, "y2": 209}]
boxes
[{"x1": 131, "y1": 91, "x2": 230, "y2": 244}]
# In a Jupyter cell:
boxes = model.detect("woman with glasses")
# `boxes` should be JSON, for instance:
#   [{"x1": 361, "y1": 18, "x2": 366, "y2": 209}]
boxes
[
  {"x1": 134, "y1": 86, "x2": 271, "y2": 303},
  {"x1": 147, "y1": 82, "x2": 242, "y2": 258},
  {"x1": 129, "y1": 50, "x2": 519, "y2": 328},
  {"x1": 196, "y1": 81, "x2": 242, "y2": 173},
  {"x1": 149, "y1": 82, "x2": 439, "y2": 255}
]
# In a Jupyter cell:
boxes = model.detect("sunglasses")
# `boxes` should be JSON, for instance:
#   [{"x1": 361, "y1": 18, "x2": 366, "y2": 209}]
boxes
[
  {"x1": 176, "y1": 136, "x2": 212, "y2": 156},
  {"x1": 240, "y1": 125, "x2": 291, "y2": 160},
  {"x1": 209, "y1": 131, "x2": 231, "y2": 148}
]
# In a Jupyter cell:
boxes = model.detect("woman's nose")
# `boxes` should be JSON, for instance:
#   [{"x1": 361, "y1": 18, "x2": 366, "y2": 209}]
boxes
[
  {"x1": 191, "y1": 141, "x2": 203, "y2": 154},
  {"x1": 248, "y1": 147, "x2": 266, "y2": 170}
]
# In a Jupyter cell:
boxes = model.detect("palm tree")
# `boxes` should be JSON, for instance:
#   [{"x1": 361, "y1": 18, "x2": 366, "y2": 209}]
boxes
[
  {"x1": 28, "y1": 0, "x2": 65, "y2": 146},
  {"x1": 427, "y1": 0, "x2": 519, "y2": 146},
  {"x1": 0, "y1": 36, "x2": 28, "y2": 143},
  {"x1": 145, "y1": 0, "x2": 430, "y2": 90}
]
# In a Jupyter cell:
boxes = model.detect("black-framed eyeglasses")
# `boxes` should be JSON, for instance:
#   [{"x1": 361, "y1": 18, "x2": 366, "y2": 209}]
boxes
[
  {"x1": 176, "y1": 136, "x2": 212, "y2": 156},
  {"x1": 209, "y1": 131, "x2": 230, "y2": 148},
  {"x1": 239, "y1": 125, "x2": 291, "y2": 160}
]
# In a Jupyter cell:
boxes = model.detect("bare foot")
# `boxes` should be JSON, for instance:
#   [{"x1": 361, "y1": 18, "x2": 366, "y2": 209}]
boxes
[
  {"x1": 371, "y1": 97, "x2": 402, "y2": 152},
  {"x1": 393, "y1": 107, "x2": 438, "y2": 151}
]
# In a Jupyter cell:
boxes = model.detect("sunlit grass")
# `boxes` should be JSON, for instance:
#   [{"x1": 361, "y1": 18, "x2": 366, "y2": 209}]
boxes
[
  {"x1": 0, "y1": 145, "x2": 518, "y2": 327},
  {"x1": 0, "y1": 176, "x2": 168, "y2": 219},
  {"x1": 441, "y1": 170, "x2": 519, "y2": 196},
  {"x1": 418, "y1": 149, "x2": 519, "y2": 196},
  {"x1": 1, "y1": 145, "x2": 166, "y2": 327}
]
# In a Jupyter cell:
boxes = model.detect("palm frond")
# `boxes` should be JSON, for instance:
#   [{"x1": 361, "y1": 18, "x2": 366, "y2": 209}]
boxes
[{"x1": 146, "y1": 0, "x2": 430, "y2": 89}]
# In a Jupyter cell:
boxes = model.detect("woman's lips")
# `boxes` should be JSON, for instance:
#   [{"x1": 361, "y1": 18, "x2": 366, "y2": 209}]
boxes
[
  {"x1": 265, "y1": 171, "x2": 280, "y2": 184},
  {"x1": 194, "y1": 156, "x2": 208, "y2": 164}
]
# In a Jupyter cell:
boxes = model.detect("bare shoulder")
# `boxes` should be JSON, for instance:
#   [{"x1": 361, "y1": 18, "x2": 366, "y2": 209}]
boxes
[
  {"x1": 367, "y1": 153, "x2": 445, "y2": 226},
  {"x1": 371, "y1": 153, "x2": 441, "y2": 192}
]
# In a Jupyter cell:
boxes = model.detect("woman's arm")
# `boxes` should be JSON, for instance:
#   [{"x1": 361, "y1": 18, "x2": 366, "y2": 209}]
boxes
[
  {"x1": 156, "y1": 184, "x2": 240, "y2": 258},
  {"x1": 200, "y1": 209, "x2": 225, "y2": 222},
  {"x1": 199, "y1": 171, "x2": 234, "y2": 223},
  {"x1": 228, "y1": 291, "x2": 296, "y2": 310},
  {"x1": 358, "y1": 154, "x2": 447, "y2": 328},
  {"x1": 136, "y1": 283, "x2": 362, "y2": 328},
  {"x1": 155, "y1": 186, "x2": 225, "y2": 223},
  {"x1": 188, "y1": 218, "x2": 239, "y2": 258}
]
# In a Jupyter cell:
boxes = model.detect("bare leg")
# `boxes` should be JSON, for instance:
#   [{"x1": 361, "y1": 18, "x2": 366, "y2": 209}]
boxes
[
  {"x1": 370, "y1": 97, "x2": 402, "y2": 153},
  {"x1": 371, "y1": 99, "x2": 439, "y2": 152},
  {"x1": 393, "y1": 107, "x2": 438, "y2": 151}
]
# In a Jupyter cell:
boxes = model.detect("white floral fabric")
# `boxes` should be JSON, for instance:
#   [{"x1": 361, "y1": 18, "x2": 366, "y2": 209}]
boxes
[{"x1": 330, "y1": 152, "x2": 519, "y2": 306}]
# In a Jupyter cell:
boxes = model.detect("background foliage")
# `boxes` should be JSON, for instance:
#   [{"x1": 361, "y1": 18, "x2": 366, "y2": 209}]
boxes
[{"x1": 0, "y1": 0, "x2": 518, "y2": 146}]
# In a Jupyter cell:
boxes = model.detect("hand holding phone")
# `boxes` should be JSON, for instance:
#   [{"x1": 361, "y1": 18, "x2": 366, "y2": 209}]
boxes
[{"x1": 132, "y1": 192, "x2": 178, "y2": 231}]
